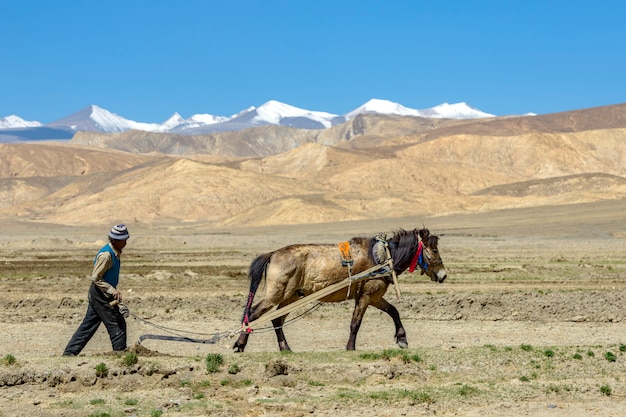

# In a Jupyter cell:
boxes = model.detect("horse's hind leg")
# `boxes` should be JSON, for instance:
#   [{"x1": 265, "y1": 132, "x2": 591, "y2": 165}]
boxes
[
  {"x1": 271, "y1": 314, "x2": 291, "y2": 351},
  {"x1": 271, "y1": 295, "x2": 299, "y2": 351},
  {"x1": 347, "y1": 295, "x2": 371, "y2": 350},
  {"x1": 233, "y1": 332, "x2": 250, "y2": 353},
  {"x1": 371, "y1": 297, "x2": 408, "y2": 349},
  {"x1": 233, "y1": 300, "x2": 275, "y2": 353}
]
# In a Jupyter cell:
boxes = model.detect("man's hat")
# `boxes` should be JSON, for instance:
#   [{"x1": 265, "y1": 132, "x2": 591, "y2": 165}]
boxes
[{"x1": 108, "y1": 224, "x2": 129, "y2": 240}]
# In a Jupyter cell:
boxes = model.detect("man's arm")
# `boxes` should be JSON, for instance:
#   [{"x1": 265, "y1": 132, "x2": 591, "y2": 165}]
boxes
[{"x1": 92, "y1": 251, "x2": 121, "y2": 301}]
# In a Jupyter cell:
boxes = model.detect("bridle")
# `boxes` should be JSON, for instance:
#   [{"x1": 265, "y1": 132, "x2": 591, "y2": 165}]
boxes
[
  {"x1": 421, "y1": 243, "x2": 443, "y2": 276},
  {"x1": 409, "y1": 231, "x2": 442, "y2": 277}
]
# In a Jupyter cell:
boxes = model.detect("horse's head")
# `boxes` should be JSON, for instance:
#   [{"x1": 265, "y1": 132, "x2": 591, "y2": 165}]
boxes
[{"x1": 414, "y1": 228, "x2": 447, "y2": 283}]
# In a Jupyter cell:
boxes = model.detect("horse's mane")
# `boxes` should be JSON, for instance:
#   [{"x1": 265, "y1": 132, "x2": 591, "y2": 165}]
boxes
[
  {"x1": 367, "y1": 228, "x2": 424, "y2": 273},
  {"x1": 423, "y1": 234, "x2": 440, "y2": 248}
]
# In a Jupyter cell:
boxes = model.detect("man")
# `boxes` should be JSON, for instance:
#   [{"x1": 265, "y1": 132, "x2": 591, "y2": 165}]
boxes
[{"x1": 63, "y1": 224, "x2": 130, "y2": 356}]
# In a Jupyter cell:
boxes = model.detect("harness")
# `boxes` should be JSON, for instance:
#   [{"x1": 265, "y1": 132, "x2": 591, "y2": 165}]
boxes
[{"x1": 338, "y1": 233, "x2": 402, "y2": 299}]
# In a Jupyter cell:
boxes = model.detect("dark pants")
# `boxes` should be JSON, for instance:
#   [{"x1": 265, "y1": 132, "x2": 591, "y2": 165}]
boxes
[{"x1": 63, "y1": 283, "x2": 127, "y2": 355}]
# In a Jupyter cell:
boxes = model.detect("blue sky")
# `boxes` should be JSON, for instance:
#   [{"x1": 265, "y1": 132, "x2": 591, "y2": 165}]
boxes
[{"x1": 2, "y1": 0, "x2": 625, "y2": 123}]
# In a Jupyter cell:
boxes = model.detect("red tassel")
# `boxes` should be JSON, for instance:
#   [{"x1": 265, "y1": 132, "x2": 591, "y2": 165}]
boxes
[{"x1": 409, "y1": 242, "x2": 423, "y2": 273}]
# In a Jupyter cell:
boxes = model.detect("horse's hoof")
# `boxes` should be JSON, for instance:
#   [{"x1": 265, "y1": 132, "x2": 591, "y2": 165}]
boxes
[{"x1": 397, "y1": 340, "x2": 408, "y2": 349}]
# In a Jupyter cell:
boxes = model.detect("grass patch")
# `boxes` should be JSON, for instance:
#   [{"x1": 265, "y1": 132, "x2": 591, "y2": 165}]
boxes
[
  {"x1": 205, "y1": 353, "x2": 224, "y2": 373},
  {"x1": 600, "y1": 384, "x2": 612, "y2": 396},
  {"x1": 358, "y1": 349, "x2": 421, "y2": 363},
  {"x1": 543, "y1": 349, "x2": 555, "y2": 358},
  {"x1": 1, "y1": 354, "x2": 16, "y2": 366},
  {"x1": 457, "y1": 383, "x2": 479, "y2": 397},
  {"x1": 121, "y1": 352, "x2": 138, "y2": 367},
  {"x1": 94, "y1": 362, "x2": 108, "y2": 378},
  {"x1": 228, "y1": 363, "x2": 240, "y2": 374}
]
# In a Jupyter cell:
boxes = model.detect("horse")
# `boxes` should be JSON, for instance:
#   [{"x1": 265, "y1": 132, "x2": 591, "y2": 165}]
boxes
[{"x1": 233, "y1": 228, "x2": 447, "y2": 352}]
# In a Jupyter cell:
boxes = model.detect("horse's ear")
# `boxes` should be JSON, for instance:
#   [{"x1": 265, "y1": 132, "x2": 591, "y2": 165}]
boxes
[{"x1": 419, "y1": 228, "x2": 430, "y2": 241}]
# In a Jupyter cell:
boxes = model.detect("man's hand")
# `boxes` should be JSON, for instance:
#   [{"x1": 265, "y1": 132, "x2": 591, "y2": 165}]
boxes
[{"x1": 112, "y1": 289, "x2": 122, "y2": 302}]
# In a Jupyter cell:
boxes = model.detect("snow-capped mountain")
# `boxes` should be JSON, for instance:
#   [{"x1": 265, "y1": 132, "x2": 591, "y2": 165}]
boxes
[
  {"x1": 344, "y1": 99, "x2": 494, "y2": 119},
  {"x1": 0, "y1": 115, "x2": 43, "y2": 129},
  {"x1": 418, "y1": 102, "x2": 495, "y2": 119},
  {"x1": 226, "y1": 100, "x2": 346, "y2": 129},
  {"x1": 169, "y1": 113, "x2": 229, "y2": 131},
  {"x1": 45, "y1": 105, "x2": 232, "y2": 134},
  {"x1": 1, "y1": 99, "x2": 498, "y2": 142},
  {"x1": 46, "y1": 105, "x2": 164, "y2": 133}
]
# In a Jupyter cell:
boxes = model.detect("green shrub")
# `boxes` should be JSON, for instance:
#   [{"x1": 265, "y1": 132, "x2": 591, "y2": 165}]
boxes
[
  {"x1": 121, "y1": 352, "x2": 138, "y2": 367},
  {"x1": 205, "y1": 353, "x2": 224, "y2": 373},
  {"x1": 458, "y1": 384, "x2": 478, "y2": 396},
  {"x1": 543, "y1": 349, "x2": 555, "y2": 358},
  {"x1": 600, "y1": 385, "x2": 612, "y2": 396},
  {"x1": 94, "y1": 362, "x2": 108, "y2": 378},
  {"x1": 1, "y1": 354, "x2": 16, "y2": 366}
]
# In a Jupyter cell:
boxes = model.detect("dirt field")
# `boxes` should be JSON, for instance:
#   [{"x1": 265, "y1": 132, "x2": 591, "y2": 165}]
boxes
[{"x1": 1, "y1": 207, "x2": 626, "y2": 417}]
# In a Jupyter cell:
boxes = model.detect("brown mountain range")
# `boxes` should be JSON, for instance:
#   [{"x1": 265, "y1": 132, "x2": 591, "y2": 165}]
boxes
[{"x1": 1, "y1": 103, "x2": 625, "y2": 231}]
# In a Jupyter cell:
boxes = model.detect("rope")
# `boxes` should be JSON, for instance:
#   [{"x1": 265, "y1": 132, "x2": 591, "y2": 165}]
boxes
[
  {"x1": 247, "y1": 301, "x2": 324, "y2": 334},
  {"x1": 131, "y1": 313, "x2": 234, "y2": 344},
  {"x1": 133, "y1": 299, "x2": 325, "y2": 344}
]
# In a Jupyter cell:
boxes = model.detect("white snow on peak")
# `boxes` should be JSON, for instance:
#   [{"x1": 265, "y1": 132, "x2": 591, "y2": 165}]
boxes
[
  {"x1": 189, "y1": 113, "x2": 228, "y2": 124},
  {"x1": 160, "y1": 112, "x2": 185, "y2": 130},
  {"x1": 344, "y1": 98, "x2": 495, "y2": 120},
  {"x1": 253, "y1": 100, "x2": 339, "y2": 128},
  {"x1": 174, "y1": 113, "x2": 229, "y2": 130},
  {"x1": 231, "y1": 106, "x2": 256, "y2": 118},
  {"x1": 89, "y1": 105, "x2": 163, "y2": 132},
  {"x1": 344, "y1": 99, "x2": 422, "y2": 119},
  {"x1": 420, "y1": 102, "x2": 495, "y2": 119},
  {"x1": 3, "y1": 99, "x2": 500, "y2": 139},
  {"x1": 0, "y1": 115, "x2": 43, "y2": 128},
  {"x1": 90, "y1": 105, "x2": 235, "y2": 132}
]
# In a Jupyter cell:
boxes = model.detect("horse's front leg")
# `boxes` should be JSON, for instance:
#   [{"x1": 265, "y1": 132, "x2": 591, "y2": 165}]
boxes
[
  {"x1": 371, "y1": 297, "x2": 407, "y2": 348},
  {"x1": 347, "y1": 295, "x2": 371, "y2": 350}
]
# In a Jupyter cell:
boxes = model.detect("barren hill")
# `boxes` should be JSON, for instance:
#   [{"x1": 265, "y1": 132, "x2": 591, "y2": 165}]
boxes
[
  {"x1": 69, "y1": 114, "x2": 470, "y2": 158},
  {"x1": 1, "y1": 104, "x2": 625, "y2": 230}
]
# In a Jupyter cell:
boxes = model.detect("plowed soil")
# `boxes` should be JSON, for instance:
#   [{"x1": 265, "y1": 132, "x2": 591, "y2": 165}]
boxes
[{"x1": 1, "y1": 215, "x2": 625, "y2": 417}]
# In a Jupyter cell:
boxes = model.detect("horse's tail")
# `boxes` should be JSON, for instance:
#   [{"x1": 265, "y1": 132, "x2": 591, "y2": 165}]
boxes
[{"x1": 242, "y1": 253, "x2": 272, "y2": 326}]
